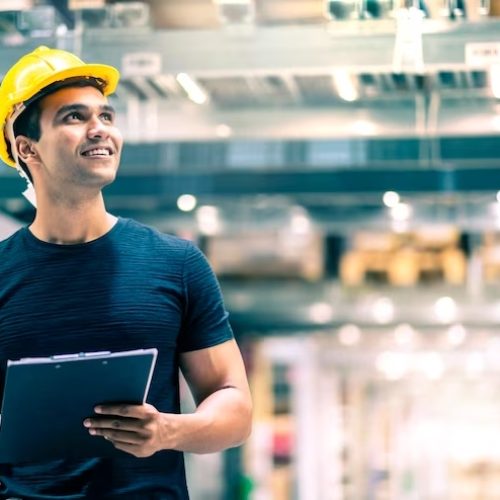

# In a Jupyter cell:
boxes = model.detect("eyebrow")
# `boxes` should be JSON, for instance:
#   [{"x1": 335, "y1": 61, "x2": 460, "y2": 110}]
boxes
[{"x1": 54, "y1": 103, "x2": 116, "y2": 121}]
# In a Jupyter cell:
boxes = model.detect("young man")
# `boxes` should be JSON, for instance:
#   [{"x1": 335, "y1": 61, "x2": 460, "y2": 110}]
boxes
[{"x1": 0, "y1": 46, "x2": 252, "y2": 498}]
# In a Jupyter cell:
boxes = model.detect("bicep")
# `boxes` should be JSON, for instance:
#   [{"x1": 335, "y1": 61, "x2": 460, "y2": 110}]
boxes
[{"x1": 179, "y1": 339, "x2": 250, "y2": 406}]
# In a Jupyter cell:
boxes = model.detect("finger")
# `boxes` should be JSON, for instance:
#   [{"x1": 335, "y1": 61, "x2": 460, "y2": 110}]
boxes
[
  {"x1": 94, "y1": 404, "x2": 133, "y2": 416},
  {"x1": 84, "y1": 417, "x2": 140, "y2": 432},
  {"x1": 95, "y1": 404, "x2": 152, "y2": 418},
  {"x1": 89, "y1": 428, "x2": 144, "y2": 445}
]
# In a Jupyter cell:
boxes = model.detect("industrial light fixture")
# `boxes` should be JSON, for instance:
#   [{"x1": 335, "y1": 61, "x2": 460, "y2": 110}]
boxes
[
  {"x1": 394, "y1": 323, "x2": 416, "y2": 346},
  {"x1": 390, "y1": 202, "x2": 413, "y2": 221},
  {"x1": 215, "y1": 124, "x2": 232, "y2": 138},
  {"x1": 447, "y1": 323, "x2": 467, "y2": 346},
  {"x1": 493, "y1": 116, "x2": 500, "y2": 132},
  {"x1": 177, "y1": 194, "x2": 198, "y2": 212},
  {"x1": 392, "y1": 6, "x2": 425, "y2": 74},
  {"x1": 338, "y1": 324, "x2": 361, "y2": 346},
  {"x1": 376, "y1": 351, "x2": 409, "y2": 380},
  {"x1": 434, "y1": 296, "x2": 457, "y2": 324},
  {"x1": 332, "y1": 70, "x2": 359, "y2": 102},
  {"x1": 491, "y1": 64, "x2": 500, "y2": 99},
  {"x1": 214, "y1": 0, "x2": 255, "y2": 25},
  {"x1": 489, "y1": 200, "x2": 500, "y2": 218},
  {"x1": 176, "y1": 73, "x2": 208, "y2": 105},
  {"x1": 308, "y1": 303, "x2": 334, "y2": 324},
  {"x1": 289, "y1": 208, "x2": 312, "y2": 236},
  {"x1": 373, "y1": 297, "x2": 395, "y2": 324},
  {"x1": 383, "y1": 191, "x2": 401, "y2": 208},
  {"x1": 350, "y1": 119, "x2": 377, "y2": 136},
  {"x1": 196, "y1": 205, "x2": 221, "y2": 235}
]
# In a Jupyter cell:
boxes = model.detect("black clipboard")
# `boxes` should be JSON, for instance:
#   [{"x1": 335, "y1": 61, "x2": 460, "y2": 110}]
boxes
[{"x1": 0, "y1": 348, "x2": 158, "y2": 464}]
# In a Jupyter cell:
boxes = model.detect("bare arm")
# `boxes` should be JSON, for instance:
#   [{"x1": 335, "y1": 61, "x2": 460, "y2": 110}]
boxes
[
  {"x1": 85, "y1": 339, "x2": 252, "y2": 456},
  {"x1": 176, "y1": 338, "x2": 253, "y2": 453}
]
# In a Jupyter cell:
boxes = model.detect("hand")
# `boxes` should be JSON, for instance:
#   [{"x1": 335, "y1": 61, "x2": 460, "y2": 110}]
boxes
[{"x1": 83, "y1": 403, "x2": 172, "y2": 458}]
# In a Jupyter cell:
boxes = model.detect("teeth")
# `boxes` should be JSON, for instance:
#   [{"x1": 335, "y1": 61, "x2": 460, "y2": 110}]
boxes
[{"x1": 83, "y1": 148, "x2": 110, "y2": 156}]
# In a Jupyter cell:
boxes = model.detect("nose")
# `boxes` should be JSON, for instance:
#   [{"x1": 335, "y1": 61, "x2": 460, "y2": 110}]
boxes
[{"x1": 87, "y1": 115, "x2": 110, "y2": 140}]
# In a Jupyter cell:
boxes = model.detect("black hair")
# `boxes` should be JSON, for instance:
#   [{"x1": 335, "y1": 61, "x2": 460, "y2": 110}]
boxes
[
  {"x1": 12, "y1": 100, "x2": 40, "y2": 183},
  {"x1": 11, "y1": 77, "x2": 107, "y2": 183}
]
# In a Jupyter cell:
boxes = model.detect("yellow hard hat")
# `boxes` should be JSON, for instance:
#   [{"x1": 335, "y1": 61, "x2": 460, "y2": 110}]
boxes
[{"x1": 0, "y1": 45, "x2": 120, "y2": 167}]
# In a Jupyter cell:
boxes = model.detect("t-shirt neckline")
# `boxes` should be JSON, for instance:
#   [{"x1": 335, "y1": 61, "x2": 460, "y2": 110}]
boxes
[{"x1": 21, "y1": 216, "x2": 127, "y2": 251}]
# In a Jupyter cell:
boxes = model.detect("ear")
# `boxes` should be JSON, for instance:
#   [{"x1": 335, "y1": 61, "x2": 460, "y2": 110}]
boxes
[{"x1": 15, "y1": 136, "x2": 40, "y2": 165}]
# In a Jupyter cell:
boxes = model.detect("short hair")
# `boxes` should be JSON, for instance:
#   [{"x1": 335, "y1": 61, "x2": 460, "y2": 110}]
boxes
[
  {"x1": 12, "y1": 77, "x2": 107, "y2": 183},
  {"x1": 12, "y1": 100, "x2": 40, "y2": 182}
]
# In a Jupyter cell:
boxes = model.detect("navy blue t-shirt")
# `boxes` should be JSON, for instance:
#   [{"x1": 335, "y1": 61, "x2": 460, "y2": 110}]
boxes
[{"x1": 0, "y1": 217, "x2": 234, "y2": 499}]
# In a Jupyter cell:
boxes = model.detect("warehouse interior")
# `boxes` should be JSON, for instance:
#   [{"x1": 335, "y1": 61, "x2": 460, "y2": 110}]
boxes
[{"x1": 1, "y1": 0, "x2": 500, "y2": 498}]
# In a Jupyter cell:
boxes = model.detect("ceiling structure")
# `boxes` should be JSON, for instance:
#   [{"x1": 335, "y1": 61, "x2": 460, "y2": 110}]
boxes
[{"x1": 0, "y1": 0, "x2": 499, "y2": 230}]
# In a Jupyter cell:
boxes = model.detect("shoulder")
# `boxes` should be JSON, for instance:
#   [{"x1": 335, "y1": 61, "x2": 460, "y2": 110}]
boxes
[
  {"x1": 117, "y1": 217, "x2": 193, "y2": 258},
  {"x1": 119, "y1": 219, "x2": 215, "y2": 280},
  {"x1": 0, "y1": 229, "x2": 26, "y2": 274},
  {"x1": 0, "y1": 228, "x2": 25, "y2": 252}
]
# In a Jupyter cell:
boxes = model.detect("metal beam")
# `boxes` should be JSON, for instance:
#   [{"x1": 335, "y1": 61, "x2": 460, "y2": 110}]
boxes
[
  {"x1": 87, "y1": 20, "x2": 500, "y2": 73},
  {"x1": 2, "y1": 167, "x2": 499, "y2": 204},
  {"x1": 1, "y1": 20, "x2": 499, "y2": 78}
]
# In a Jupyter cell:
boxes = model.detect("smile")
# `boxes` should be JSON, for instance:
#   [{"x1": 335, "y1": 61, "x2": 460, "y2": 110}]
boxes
[{"x1": 81, "y1": 148, "x2": 113, "y2": 157}]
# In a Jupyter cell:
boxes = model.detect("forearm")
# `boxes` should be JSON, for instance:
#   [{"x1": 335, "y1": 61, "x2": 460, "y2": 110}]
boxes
[{"x1": 166, "y1": 386, "x2": 252, "y2": 454}]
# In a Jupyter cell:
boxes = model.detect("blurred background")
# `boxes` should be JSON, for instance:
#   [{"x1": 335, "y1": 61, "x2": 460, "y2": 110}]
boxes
[{"x1": 1, "y1": 0, "x2": 500, "y2": 498}]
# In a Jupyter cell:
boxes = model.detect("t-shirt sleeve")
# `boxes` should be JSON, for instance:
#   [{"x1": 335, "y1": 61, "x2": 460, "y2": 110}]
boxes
[{"x1": 178, "y1": 241, "x2": 234, "y2": 352}]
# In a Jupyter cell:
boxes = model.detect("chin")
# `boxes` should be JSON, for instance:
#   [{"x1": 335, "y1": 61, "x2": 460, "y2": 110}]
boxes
[
  {"x1": 99, "y1": 171, "x2": 118, "y2": 187},
  {"x1": 81, "y1": 168, "x2": 118, "y2": 189}
]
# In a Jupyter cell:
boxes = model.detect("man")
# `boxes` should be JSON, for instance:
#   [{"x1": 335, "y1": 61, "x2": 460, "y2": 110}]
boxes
[{"x1": 0, "y1": 46, "x2": 252, "y2": 499}]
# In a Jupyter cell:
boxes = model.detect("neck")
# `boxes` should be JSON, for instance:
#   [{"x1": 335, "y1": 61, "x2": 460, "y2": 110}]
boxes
[{"x1": 29, "y1": 194, "x2": 117, "y2": 244}]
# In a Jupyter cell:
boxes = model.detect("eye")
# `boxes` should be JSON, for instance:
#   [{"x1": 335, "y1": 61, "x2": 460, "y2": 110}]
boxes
[
  {"x1": 100, "y1": 112, "x2": 114, "y2": 123},
  {"x1": 65, "y1": 111, "x2": 84, "y2": 122}
]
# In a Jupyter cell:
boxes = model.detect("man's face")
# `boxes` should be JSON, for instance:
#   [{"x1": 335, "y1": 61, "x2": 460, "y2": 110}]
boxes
[{"x1": 31, "y1": 85, "x2": 122, "y2": 198}]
